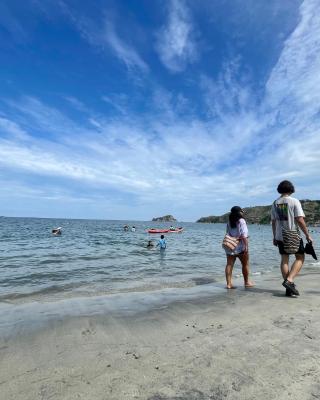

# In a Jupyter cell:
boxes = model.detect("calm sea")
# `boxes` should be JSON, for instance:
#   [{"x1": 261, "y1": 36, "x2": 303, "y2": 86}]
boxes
[{"x1": 0, "y1": 217, "x2": 319, "y2": 334}]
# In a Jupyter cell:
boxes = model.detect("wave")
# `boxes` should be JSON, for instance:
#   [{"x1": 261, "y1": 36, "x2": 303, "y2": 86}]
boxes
[{"x1": 0, "y1": 282, "x2": 79, "y2": 301}]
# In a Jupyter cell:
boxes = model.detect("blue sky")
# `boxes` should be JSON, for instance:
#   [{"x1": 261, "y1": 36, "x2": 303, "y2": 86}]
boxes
[{"x1": 0, "y1": 0, "x2": 319, "y2": 221}]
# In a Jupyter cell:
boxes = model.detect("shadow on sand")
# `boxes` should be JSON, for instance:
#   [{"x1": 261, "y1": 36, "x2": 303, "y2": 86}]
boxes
[{"x1": 245, "y1": 287, "x2": 287, "y2": 297}]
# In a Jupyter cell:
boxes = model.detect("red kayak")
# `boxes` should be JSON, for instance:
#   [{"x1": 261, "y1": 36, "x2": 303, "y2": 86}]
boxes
[
  {"x1": 147, "y1": 229, "x2": 169, "y2": 234},
  {"x1": 168, "y1": 228, "x2": 184, "y2": 233},
  {"x1": 147, "y1": 228, "x2": 184, "y2": 234}
]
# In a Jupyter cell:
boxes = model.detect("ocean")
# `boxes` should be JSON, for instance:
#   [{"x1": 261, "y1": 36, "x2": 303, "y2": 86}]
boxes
[{"x1": 0, "y1": 217, "x2": 319, "y2": 335}]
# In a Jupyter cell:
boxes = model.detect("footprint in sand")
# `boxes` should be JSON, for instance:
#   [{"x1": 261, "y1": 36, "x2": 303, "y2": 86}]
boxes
[{"x1": 81, "y1": 328, "x2": 96, "y2": 336}]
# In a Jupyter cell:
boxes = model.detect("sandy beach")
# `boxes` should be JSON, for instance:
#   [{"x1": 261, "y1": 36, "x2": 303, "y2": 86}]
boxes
[{"x1": 1, "y1": 269, "x2": 320, "y2": 400}]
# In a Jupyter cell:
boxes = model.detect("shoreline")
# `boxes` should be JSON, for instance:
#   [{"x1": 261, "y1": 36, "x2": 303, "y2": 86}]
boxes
[
  {"x1": 0, "y1": 263, "x2": 319, "y2": 339},
  {"x1": 1, "y1": 269, "x2": 320, "y2": 399}
]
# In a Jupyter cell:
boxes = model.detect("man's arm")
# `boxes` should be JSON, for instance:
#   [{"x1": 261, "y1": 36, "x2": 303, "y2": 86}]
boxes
[
  {"x1": 271, "y1": 219, "x2": 277, "y2": 246},
  {"x1": 295, "y1": 216, "x2": 313, "y2": 242}
]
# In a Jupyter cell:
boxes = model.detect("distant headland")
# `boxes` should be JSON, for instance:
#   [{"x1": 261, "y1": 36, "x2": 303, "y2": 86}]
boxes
[
  {"x1": 152, "y1": 215, "x2": 177, "y2": 222},
  {"x1": 196, "y1": 200, "x2": 320, "y2": 225}
]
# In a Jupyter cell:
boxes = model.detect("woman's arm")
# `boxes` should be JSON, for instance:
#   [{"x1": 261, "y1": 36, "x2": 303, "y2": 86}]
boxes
[
  {"x1": 238, "y1": 219, "x2": 249, "y2": 252},
  {"x1": 242, "y1": 237, "x2": 249, "y2": 253}
]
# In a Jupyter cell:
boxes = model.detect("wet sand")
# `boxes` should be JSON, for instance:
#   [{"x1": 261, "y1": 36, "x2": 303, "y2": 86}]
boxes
[{"x1": 1, "y1": 270, "x2": 320, "y2": 400}]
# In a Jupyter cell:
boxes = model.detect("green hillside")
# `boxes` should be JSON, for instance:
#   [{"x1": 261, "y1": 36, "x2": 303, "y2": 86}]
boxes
[{"x1": 197, "y1": 200, "x2": 320, "y2": 225}]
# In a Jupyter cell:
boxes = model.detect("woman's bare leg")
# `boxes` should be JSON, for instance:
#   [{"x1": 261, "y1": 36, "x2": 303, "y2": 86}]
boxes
[
  {"x1": 225, "y1": 255, "x2": 236, "y2": 289},
  {"x1": 238, "y1": 252, "x2": 254, "y2": 287}
]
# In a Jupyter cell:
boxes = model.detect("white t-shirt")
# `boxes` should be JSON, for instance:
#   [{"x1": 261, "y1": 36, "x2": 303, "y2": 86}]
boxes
[
  {"x1": 225, "y1": 218, "x2": 248, "y2": 255},
  {"x1": 271, "y1": 196, "x2": 305, "y2": 241}
]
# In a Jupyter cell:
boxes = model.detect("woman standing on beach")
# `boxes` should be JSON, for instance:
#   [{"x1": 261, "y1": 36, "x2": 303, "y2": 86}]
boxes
[{"x1": 224, "y1": 206, "x2": 254, "y2": 289}]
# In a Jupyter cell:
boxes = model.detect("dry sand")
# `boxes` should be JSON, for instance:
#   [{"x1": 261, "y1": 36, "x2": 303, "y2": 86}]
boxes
[{"x1": 1, "y1": 270, "x2": 320, "y2": 400}]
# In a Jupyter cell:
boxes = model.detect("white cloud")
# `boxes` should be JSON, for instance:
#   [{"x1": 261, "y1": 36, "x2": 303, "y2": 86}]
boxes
[
  {"x1": 0, "y1": 117, "x2": 30, "y2": 140},
  {"x1": 266, "y1": 0, "x2": 320, "y2": 114},
  {"x1": 257, "y1": 0, "x2": 320, "y2": 179},
  {"x1": 0, "y1": 99, "x2": 248, "y2": 206},
  {"x1": 64, "y1": 96, "x2": 89, "y2": 113},
  {"x1": 103, "y1": 21, "x2": 149, "y2": 72},
  {"x1": 201, "y1": 59, "x2": 254, "y2": 120},
  {"x1": 60, "y1": 2, "x2": 148, "y2": 73},
  {"x1": 101, "y1": 94, "x2": 129, "y2": 115},
  {"x1": 155, "y1": 0, "x2": 198, "y2": 72}
]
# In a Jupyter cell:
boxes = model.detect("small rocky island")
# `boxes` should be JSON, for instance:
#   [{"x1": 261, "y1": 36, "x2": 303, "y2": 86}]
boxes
[
  {"x1": 197, "y1": 200, "x2": 320, "y2": 225},
  {"x1": 152, "y1": 215, "x2": 177, "y2": 222}
]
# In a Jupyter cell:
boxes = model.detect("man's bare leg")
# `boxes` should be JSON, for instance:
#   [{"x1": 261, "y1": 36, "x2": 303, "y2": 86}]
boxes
[
  {"x1": 287, "y1": 254, "x2": 305, "y2": 282},
  {"x1": 280, "y1": 254, "x2": 290, "y2": 280}
]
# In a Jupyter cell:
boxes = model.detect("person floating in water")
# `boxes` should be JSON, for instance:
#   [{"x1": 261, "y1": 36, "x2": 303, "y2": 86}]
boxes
[
  {"x1": 147, "y1": 240, "x2": 154, "y2": 248},
  {"x1": 123, "y1": 225, "x2": 129, "y2": 231},
  {"x1": 52, "y1": 227, "x2": 62, "y2": 235},
  {"x1": 169, "y1": 225, "x2": 175, "y2": 230},
  {"x1": 157, "y1": 235, "x2": 167, "y2": 250},
  {"x1": 131, "y1": 226, "x2": 136, "y2": 232}
]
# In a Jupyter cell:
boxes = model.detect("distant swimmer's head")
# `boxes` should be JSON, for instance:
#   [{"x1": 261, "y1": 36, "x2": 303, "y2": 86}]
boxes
[{"x1": 277, "y1": 180, "x2": 295, "y2": 195}]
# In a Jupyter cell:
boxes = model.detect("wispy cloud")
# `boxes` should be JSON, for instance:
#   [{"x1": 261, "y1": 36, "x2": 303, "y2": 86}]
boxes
[
  {"x1": 60, "y1": 2, "x2": 148, "y2": 73},
  {"x1": 4, "y1": 96, "x2": 88, "y2": 141},
  {"x1": 103, "y1": 21, "x2": 149, "y2": 72},
  {"x1": 201, "y1": 58, "x2": 255, "y2": 120},
  {"x1": 155, "y1": 0, "x2": 198, "y2": 72},
  {"x1": 64, "y1": 96, "x2": 89, "y2": 113},
  {"x1": 265, "y1": 0, "x2": 320, "y2": 117},
  {"x1": 0, "y1": 117, "x2": 30, "y2": 140},
  {"x1": 101, "y1": 94, "x2": 129, "y2": 115}
]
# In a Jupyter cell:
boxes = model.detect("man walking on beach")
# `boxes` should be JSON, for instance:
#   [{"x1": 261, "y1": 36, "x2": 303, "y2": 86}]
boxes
[{"x1": 271, "y1": 180, "x2": 313, "y2": 297}]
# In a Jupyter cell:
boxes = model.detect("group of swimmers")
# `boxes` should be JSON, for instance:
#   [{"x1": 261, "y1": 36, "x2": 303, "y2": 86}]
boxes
[
  {"x1": 123, "y1": 224, "x2": 169, "y2": 249},
  {"x1": 123, "y1": 225, "x2": 136, "y2": 232},
  {"x1": 147, "y1": 235, "x2": 167, "y2": 250}
]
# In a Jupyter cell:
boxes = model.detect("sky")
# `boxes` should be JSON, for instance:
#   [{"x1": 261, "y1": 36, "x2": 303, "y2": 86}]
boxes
[{"x1": 0, "y1": 0, "x2": 319, "y2": 222}]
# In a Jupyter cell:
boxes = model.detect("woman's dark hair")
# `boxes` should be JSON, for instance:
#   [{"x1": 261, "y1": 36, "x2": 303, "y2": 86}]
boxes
[
  {"x1": 277, "y1": 180, "x2": 295, "y2": 194},
  {"x1": 229, "y1": 206, "x2": 243, "y2": 228}
]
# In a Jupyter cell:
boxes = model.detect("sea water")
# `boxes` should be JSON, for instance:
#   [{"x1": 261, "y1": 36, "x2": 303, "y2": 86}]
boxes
[{"x1": 0, "y1": 217, "x2": 319, "y2": 334}]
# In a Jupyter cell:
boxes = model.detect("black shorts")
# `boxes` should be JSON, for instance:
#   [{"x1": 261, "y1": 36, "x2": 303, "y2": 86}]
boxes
[{"x1": 276, "y1": 239, "x2": 305, "y2": 255}]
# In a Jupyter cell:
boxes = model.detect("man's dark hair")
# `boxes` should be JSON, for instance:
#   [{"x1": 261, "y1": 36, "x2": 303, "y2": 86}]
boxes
[
  {"x1": 160, "y1": 234, "x2": 164, "y2": 239},
  {"x1": 277, "y1": 180, "x2": 295, "y2": 194}
]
